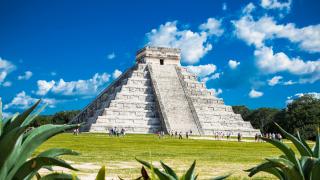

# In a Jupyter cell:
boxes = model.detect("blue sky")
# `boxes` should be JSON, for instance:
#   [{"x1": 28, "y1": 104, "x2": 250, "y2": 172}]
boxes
[{"x1": 0, "y1": 0, "x2": 319, "y2": 116}]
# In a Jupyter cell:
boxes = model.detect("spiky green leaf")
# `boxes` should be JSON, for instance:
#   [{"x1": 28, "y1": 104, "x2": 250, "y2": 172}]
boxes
[
  {"x1": 14, "y1": 156, "x2": 78, "y2": 179},
  {"x1": 95, "y1": 165, "x2": 106, "y2": 180},
  {"x1": 275, "y1": 123, "x2": 312, "y2": 157},
  {"x1": 136, "y1": 158, "x2": 175, "y2": 180},
  {"x1": 160, "y1": 161, "x2": 178, "y2": 179},
  {"x1": 40, "y1": 172, "x2": 79, "y2": 180},
  {"x1": 184, "y1": 160, "x2": 196, "y2": 180}
]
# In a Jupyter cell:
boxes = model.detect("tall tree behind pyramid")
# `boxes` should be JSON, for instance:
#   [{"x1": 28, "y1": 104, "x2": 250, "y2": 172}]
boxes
[{"x1": 71, "y1": 47, "x2": 259, "y2": 136}]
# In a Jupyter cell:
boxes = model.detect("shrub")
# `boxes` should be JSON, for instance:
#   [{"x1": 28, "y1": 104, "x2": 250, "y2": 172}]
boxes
[{"x1": 245, "y1": 123, "x2": 320, "y2": 180}]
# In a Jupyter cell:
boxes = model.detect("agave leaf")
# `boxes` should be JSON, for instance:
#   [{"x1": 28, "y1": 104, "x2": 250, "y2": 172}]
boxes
[
  {"x1": 246, "y1": 161, "x2": 284, "y2": 179},
  {"x1": 6, "y1": 124, "x2": 79, "y2": 179},
  {"x1": 40, "y1": 172, "x2": 79, "y2": 180},
  {"x1": 0, "y1": 113, "x2": 19, "y2": 138},
  {"x1": 266, "y1": 158, "x2": 303, "y2": 180},
  {"x1": 95, "y1": 165, "x2": 106, "y2": 180},
  {"x1": 160, "y1": 161, "x2": 178, "y2": 179},
  {"x1": 261, "y1": 137, "x2": 302, "y2": 174},
  {"x1": 141, "y1": 166, "x2": 150, "y2": 180},
  {"x1": 37, "y1": 148, "x2": 80, "y2": 158},
  {"x1": 211, "y1": 173, "x2": 231, "y2": 180},
  {"x1": 275, "y1": 123, "x2": 312, "y2": 157},
  {"x1": 4, "y1": 100, "x2": 41, "y2": 134},
  {"x1": 296, "y1": 131, "x2": 313, "y2": 156},
  {"x1": 22, "y1": 103, "x2": 47, "y2": 127},
  {"x1": 14, "y1": 156, "x2": 78, "y2": 179},
  {"x1": 0, "y1": 126, "x2": 27, "y2": 169},
  {"x1": 300, "y1": 156, "x2": 318, "y2": 180},
  {"x1": 136, "y1": 158, "x2": 175, "y2": 180},
  {"x1": 311, "y1": 159, "x2": 320, "y2": 180},
  {"x1": 184, "y1": 160, "x2": 196, "y2": 180},
  {"x1": 313, "y1": 128, "x2": 319, "y2": 158}
]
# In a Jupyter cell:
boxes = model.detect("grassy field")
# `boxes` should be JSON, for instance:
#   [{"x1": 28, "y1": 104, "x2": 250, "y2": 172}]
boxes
[{"x1": 36, "y1": 133, "x2": 284, "y2": 179}]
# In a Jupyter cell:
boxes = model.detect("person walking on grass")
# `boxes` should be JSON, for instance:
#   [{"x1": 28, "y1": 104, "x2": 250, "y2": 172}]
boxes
[
  {"x1": 186, "y1": 132, "x2": 189, "y2": 139},
  {"x1": 179, "y1": 132, "x2": 183, "y2": 139},
  {"x1": 237, "y1": 132, "x2": 241, "y2": 142}
]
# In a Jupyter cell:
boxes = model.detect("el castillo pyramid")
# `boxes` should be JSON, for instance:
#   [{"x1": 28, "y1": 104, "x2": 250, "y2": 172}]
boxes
[{"x1": 72, "y1": 46, "x2": 259, "y2": 136}]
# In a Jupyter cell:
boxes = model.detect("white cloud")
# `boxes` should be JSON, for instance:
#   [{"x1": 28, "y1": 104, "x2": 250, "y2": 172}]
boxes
[
  {"x1": 260, "y1": 0, "x2": 292, "y2": 11},
  {"x1": 199, "y1": 18, "x2": 224, "y2": 36},
  {"x1": 107, "y1": 52, "x2": 116, "y2": 60},
  {"x1": 4, "y1": 91, "x2": 58, "y2": 110},
  {"x1": 186, "y1": 64, "x2": 217, "y2": 78},
  {"x1": 18, "y1": 71, "x2": 33, "y2": 80},
  {"x1": 222, "y1": 3, "x2": 227, "y2": 11},
  {"x1": 112, "y1": 69, "x2": 122, "y2": 79},
  {"x1": 286, "y1": 92, "x2": 320, "y2": 104},
  {"x1": 283, "y1": 80, "x2": 296, "y2": 85},
  {"x1": 228, "y1": 60, "x2": 240, "y2": 69},
  {"x1": 233, "y1": 14, "x2": 320, "y2": 53},
  {"x1": 208, "y1": 88, "x2": 223, "y2": 97},
  {"x1": 202, "y1": 72, "x2": 221, "y2": 82},
  {"x1": 3, "y1": 81, "x2": 12, "y2": 87},
  {"x1": 146, "y1": 18, "x2": 223, "y2": 64},
  {"x1": 2, "y1": 111, "x2": 13, "y2": 119},
  {"x1": 242, "y1": 3, "x2": 256, "y2": 14},
  {"x1": 4, "y1": 91, "x2": 37, "y2": 110},
  {"x1": 36, "y1": 72, "x2": 111, "y2": 96},
  {"x1": 254, "y1": 46, "x2": 320, "y2": 82},
  {"x1": 36, "y1": 80, "x2": 55, "y2": 95},
  {"x1": 249, "y1": 89, "x2": 264, "y2": 98},
  {"x1": 268, "y1": 76, "x2": 283, "y2": 86},
  {"x1": 0, "y1": 58, "x2": 16, "y2": 84}
]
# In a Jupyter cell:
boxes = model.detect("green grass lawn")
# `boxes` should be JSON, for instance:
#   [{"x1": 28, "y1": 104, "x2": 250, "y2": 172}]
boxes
[{"x1": 36, "y1": 133, "x2": 284, "y2": 179}]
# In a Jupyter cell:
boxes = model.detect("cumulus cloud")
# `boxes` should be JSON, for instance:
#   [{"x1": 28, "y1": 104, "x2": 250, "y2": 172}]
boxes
[
  {"x1": 202, "y1": 73, "x2": 221, "y2": 82},
  {"x1": 0, "y1": 58, "x2": 16, "y2": 85},
  {"x1": 233, "y1": 14, "x2": 320, "y2": 53},
  {"x1": 260, "y1": 0, "x2": 292, "y2": 11},
  {"x1": 4, "y1": 91, "x2": 58, "y2": 110},
  {"x1": 283, "y1": 80, "x2": 296, "y2": 85},
  {"x1": 3, "y1": 81, "x2": 12, "y2": 87},
  {"x1": 4, "y1": 91, "x2": 37, "y2": 110},
  {"x1": 254, "y1": 46, "x2": 320, "y2": 82},
  {"x1": 228, "y1": 60, "x2": 240, "y2": 69},
  {"x1": 199, "y1": 18, "x2": 224, "y2": 36},
  {"x1": 286, "y1": 92, "x2": 320, "y2": 104},
  {"x1": 186, "y1": 64, "x2": 217, "y2": 78},
  {"x1": 36, "y1": 72, "x2": 111, "y2": 96},
  {"x1": 249, "y1": 89, "x2": 263, "y2": 98},
  {"x1": 107, "y1": 52, "x2": 116, "y2": 60},
  {"x1": 146, "y1": 18, "x2": 223, "y2": 64},
  {"x1": 268, "y1": 75, "x2": 283, "y2": 86},
  {"x1": 18, "y1": 71, "x2": 33, "y2": 80},
  {"x1": 112, "y1": 69, "x2": 122, "y2": 79}
]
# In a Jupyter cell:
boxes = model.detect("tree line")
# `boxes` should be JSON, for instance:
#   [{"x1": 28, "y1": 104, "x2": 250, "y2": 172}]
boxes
[{"x1": 232, "y1": 94, "x2": 320, "y2": 140}]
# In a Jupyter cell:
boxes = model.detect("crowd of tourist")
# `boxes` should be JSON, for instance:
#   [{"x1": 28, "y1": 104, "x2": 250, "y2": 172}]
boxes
[
  {"x1": 157, "y1": 130, "x2": 193, "y2": 139},
  {"x1": 108, "y1": 127, "x2": 126, "y2": 136}
]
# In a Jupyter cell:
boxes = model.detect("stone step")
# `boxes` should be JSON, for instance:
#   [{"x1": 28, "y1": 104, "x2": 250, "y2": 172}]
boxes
[
  {"x1": 103, "y1": 109, "x2": 157, "y2": 117},
  {"x1": 89, "y1": 125, "x2": 160, "y2": 134},
  {"x1": 109, "y1": 100, "x2": 156, "y2": 110}
]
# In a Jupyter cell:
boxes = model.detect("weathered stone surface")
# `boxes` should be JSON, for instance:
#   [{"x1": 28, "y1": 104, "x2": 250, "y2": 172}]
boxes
[{"x1": 72, "y1": 46, "x2": 259, "y2": 136}]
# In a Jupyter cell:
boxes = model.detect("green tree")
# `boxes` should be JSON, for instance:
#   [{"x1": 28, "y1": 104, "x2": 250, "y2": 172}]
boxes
[
  {"x1": 232, "y1": 105, "x2": 251, "y2": 121},
  {"x1": 246, "y1": 108, "x2": 280, "y2": 132},
  {"x1": 285, "y1": 94, "x2": 320, "y2": 139}
]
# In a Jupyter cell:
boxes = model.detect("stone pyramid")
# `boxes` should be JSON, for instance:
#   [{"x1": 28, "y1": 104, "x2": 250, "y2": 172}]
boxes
[{"x1": 72, "y1": 47, "x2": 259, "y2": 137}]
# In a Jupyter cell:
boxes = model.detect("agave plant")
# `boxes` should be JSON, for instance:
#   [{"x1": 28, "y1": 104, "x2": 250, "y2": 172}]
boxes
[
  {"x1": 246, "y1": 123, "x2": 320, "y2": 180},
  {"x1": 0, "y1": 100, "x2": 82, "y2": 179},
  {"x1": 135, "y1": 158, "x2": 230, "y2": 180}
]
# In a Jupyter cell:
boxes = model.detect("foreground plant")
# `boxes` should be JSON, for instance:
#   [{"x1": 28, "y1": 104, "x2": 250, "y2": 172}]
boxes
[
  {"x1": 246, "y1": 123, "x2": 320, "y2": 180},
  {"x1": 135, "y1": 158, "x2": 230, "y2": 180},
  {"x1": 0, "y1": 100, "x2": 83, "y2": 179}
]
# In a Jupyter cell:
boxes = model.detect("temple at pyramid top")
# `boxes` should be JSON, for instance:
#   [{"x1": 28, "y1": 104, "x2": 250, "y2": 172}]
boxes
[
  {"x1": 136, "y1": 46, "x2": 181, "y2": 65},
  {"x1": 71, "y1": 46, "x2": 259, "y2": 137}
]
